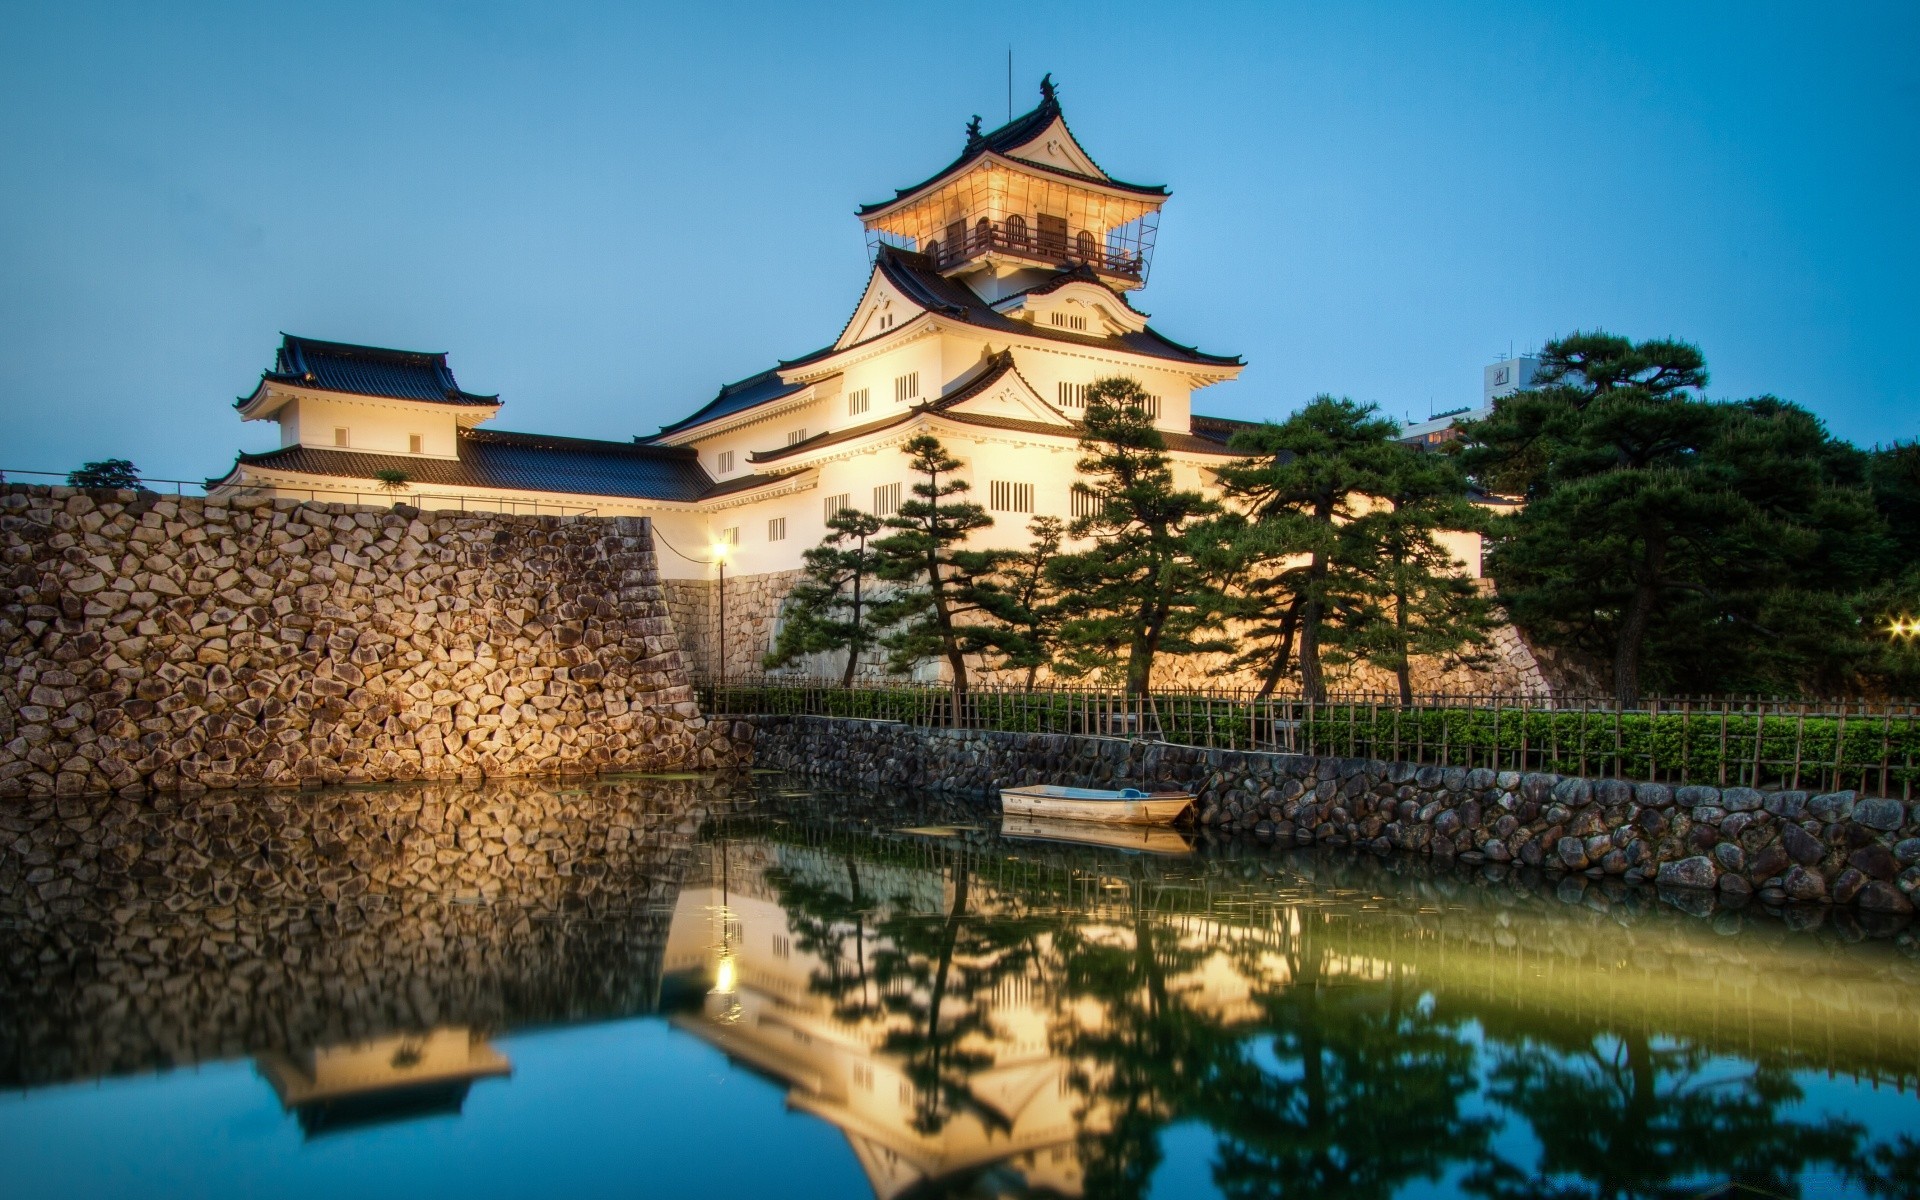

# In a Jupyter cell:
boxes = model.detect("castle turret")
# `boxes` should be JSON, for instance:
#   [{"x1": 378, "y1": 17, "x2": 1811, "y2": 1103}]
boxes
[{"x1": 856, "y1": 76, "x2": 1166, "y2": 302}]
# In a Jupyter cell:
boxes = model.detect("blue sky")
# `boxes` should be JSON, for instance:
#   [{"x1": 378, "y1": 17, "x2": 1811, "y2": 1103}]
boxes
[{"x1": 2, "y1": 1, "x2": 1915, "y2": 483}]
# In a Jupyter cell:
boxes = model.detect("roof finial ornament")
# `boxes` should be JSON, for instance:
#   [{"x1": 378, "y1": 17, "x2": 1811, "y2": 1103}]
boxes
[
  {"x1": 1039, "y1": 73, "x2": 1056, "y2": 104},
  {"x1": 965, "y1": 114, "x2": 983, "y2": 146}
]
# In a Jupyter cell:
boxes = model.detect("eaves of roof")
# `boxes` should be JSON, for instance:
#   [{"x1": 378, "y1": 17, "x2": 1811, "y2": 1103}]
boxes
[
  {"x1": 240, "y1": 333, "x2": 500, "y2": 408},
  {"x1": 855, "y1": 102, "x2": 1168, "y2": 218},
  {"x1": 874, "y1": 247, "x2": 1241, "y2": 367},
  {"x1": 223, "y1": 426, "x2": 716, "y2": 502}
]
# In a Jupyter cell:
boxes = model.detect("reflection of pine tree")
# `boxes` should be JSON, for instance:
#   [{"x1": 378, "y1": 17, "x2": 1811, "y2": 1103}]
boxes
[
  {"x1": 865, "y1": 864, "x2": 1049, "y2": 1135},
  {"x1": 764, "y1": 854, "x2": 1047, "y2": 1137},
  {"x1": 1463, "y1": 1024, "x2": 1864, "y2": 1199},
  {"x1": 763, "y1": 857, "x2": 876, "y2": 1016},
  {"x1": 1193, "y1": 916, "x2": 1494, "y2": 1200},
  {"x1": 1046, "y1": 885, "x2": 1232, "y2": 1200},
  {"x1": 1854, "y1": 1135, "x2": 1920, "y2": 1199}
]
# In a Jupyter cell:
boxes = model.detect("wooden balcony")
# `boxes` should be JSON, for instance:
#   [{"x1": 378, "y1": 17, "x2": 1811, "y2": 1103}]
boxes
[{"x1": 928, "y1": 218, "x2": 1146, "y2": 282}]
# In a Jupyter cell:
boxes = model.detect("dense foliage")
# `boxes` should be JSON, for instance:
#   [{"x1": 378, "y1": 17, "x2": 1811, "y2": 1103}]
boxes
[
  {"x1": 66, "y1": 459, "x2": 141, "y2": 489},
  {"x1": 1459, "y1": 332, "x2": 1914, "y2": 702}
]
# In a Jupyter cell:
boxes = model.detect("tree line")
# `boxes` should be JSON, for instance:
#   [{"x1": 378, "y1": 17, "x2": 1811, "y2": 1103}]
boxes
[
  {"x1": 767, "y1": 332, "x2": 1917, "y2": 704},
  {"x1": 765, "y1": 377, "x2": 1496, "y2": 702}
]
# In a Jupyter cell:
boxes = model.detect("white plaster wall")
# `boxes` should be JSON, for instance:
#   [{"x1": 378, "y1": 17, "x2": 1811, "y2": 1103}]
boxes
[{"x1": 281, "y1": 394, "x2": 463, "y2": 457}]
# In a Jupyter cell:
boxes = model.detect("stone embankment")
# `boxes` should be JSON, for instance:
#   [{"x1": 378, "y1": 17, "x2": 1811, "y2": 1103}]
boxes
[
  {"x1": 742, "y1": 715, "x2": 1920, "y2": 912},
  {"x1": 0, "y1": 774, "x2": 739, "y2": 1088},
  {"x1": 1, "y1": 487, "x2": 735, "y2": 796}
]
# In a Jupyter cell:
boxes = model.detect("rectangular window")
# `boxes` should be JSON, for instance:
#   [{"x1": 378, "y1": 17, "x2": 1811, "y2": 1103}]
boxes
[
  {"x1": 848, "y1": 387, "x2": 870, "y2": 416},
  {"x1": 894, "y1": 372, "x2": 919, "y2": 403},
  {"x1": 989, "y1": 481, "x2": 1034, "y2": 513},
  {"x1": 824, "y1": 493, "x2": 851, "y2": 522},
  {"x1": 719, "y1": 526, "x2": 739, "y2": 545},
  {"x1": 872, "y1": 482, "x2": 901, "y2": 516},
  {"x1": 767, "y1": 517, "x2": 786, "y2": 541},
  {"x1": 333, "y1": 427, "x2": 350, "y2": 448},
  {"x1": 787, "y1": 427, "x2": 808, "y2": 446},
  {"x1": 1049, "y1": 312, "x2": 1089, "y2": 331},
  {"x1": 408, "y1": 433, "x2": 424, "y2": 454},
  {"x1": 1139, "y1": 395, "x2": 1162, "y2": 419},
  {"x1": 716, "y1": 450, "x2": 734, "y2": 474},
  {"x1": 1058, "y1": 382, "x2": 1087, "y2": 409},
  {"x1": 1070, "y1": 485, "x2": 1100, "y2": 518}
]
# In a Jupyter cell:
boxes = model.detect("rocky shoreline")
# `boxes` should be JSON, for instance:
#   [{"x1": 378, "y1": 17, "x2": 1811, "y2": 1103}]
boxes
[{"x1": 741, "y1": 715, "x2": 1919, "y2": 913}]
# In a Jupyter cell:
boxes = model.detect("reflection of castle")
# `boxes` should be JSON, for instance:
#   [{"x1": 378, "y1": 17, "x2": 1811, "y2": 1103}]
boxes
[
  {"x1": 255, "y1": 1027, "x2": 511, "y2": 1139},
  {"x1": 664, "y1": 843, "x2": 1086, "y2": 1198},
  {"x1": 660, "y1": 840, "x2": 1397, "y2": 1199}
]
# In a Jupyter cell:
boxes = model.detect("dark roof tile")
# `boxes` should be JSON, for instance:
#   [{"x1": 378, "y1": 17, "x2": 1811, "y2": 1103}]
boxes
[
  {"x1": 249, "y1": 334, "x2": 499, "y2": 407},
  {"x1": 222, "y1": 427, "x2": 767, "y2": 503},
  {"x1": 645, "y1": 365, "x2": 820, "y2": 441},
  {"x1": 875, "y1": 247, "x2": 1240, "y2": 366},
  {"x1": 856, "y1": 85, "x2": 1167, "y2": 217}
]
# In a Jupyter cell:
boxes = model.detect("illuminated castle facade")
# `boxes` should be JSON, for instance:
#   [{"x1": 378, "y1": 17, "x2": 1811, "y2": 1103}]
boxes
[{"x1": 212, "y1": 78, "x2": 1491, "y2": 686}]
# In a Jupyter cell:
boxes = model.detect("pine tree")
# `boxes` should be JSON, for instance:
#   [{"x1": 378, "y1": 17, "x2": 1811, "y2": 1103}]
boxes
[
  {"x1": 1345, "y1": 448, "x2": 1496, "y2": 703},
  {"x1": 1459, "y1": 333, "x2": 1892, "y2": 702},
  {"x1": 1213, "y1": 397, "x2": 1402, "y2": 702},
  {"x1": 869, "y1": 435, "x2": 998, "y2": 692},
  {"x1": 66, "y1": 459, "x2": 141, "y2": 489},
  {"x1": 971, "y1": 515, "x2": 1067, "y2": 691},
  {"x1": 1047, "y1": 378, "x2": 1230, "y2": 696},
  {"x1": 763, "y1": 508, "x2": 887, "y2": 688}
]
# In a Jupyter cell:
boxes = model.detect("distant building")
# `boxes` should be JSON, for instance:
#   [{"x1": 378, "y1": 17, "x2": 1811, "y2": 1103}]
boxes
[{"x1": 1396, "y1": 353, "x2": 1542, "y2": 449}]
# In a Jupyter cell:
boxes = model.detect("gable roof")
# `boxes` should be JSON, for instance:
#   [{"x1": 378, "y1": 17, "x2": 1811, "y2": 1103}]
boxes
[
  {"x1": 220, "y1": 427, "x2": 798, "y2": 503},
  {"x1": 855, "y1": 80, "x2": 1168, "y2": 218},
  {"x1": 646, "y1": 364, "x2": 820, "y2": 441},
  {"x1": 859, "y1": 247, "x2": 1241, "y2": 367},
  {"x1": 246, "y1": 334, "x2": 499, "y2": 407},
  {"x1": 747, "y1": 357, "x2": 1241, "y2": 466}
]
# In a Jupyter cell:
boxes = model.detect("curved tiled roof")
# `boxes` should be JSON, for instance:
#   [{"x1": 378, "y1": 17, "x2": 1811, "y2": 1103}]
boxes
[
  {"x1": 245, "y1": 334, "x2": 499, "y2": 407},
  {"x1": 645, "y1": 364, "x2": 823, "y2": 441},
  {"x1": 873, "y1": 247, "x2": 1240, "y2": 366},
  {"x1": 855, "y1": 84, "x2": 1168, "y2": 217},
  {"x1": 223, "y1": 427, "x2": 747, "y2": 502}
]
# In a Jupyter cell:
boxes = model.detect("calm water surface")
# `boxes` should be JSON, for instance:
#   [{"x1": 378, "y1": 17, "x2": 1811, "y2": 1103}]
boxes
[{"x1": 3, "y1": 778, "x2": 1917, "y2": 1199}]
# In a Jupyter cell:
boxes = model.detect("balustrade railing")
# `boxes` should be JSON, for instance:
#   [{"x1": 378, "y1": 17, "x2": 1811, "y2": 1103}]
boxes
[
  {"x1": 929, "y1": 221, "x2": 1144, "y2": 279},
  {"x1": 698, "y1": 679, "x2": 1920, "y2": 800}
]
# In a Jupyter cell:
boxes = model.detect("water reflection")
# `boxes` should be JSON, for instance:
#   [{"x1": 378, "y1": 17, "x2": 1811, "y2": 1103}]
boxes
[
  {"x1": 668, "y1": 806, "x2": 1920, "y2": 1199},
  {"x1": 1, "y1": 779, "x2": 1917, "y2": 1198},
  {"x1": 257, "y1": 1027, "x2": 511, "y2": 1138}
]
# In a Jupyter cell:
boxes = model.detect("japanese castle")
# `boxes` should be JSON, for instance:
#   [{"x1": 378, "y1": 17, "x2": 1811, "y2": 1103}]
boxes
[{"x1": 210, "y1": 78, "x2": 1483, "y2": 679}]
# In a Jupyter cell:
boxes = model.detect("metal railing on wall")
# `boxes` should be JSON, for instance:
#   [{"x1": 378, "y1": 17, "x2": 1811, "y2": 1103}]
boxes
[
  {"x1": 3, "y1": 469, "x2": 598, "y2": 517},
  {"x1": 698, "y1": 678, "x2": 1920, "y2": 801}
]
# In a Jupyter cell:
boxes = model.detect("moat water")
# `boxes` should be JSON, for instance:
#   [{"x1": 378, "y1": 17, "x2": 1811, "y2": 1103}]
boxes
[{"x1": 3, "y1": 778, "x2": 1917, "y2": 1199}]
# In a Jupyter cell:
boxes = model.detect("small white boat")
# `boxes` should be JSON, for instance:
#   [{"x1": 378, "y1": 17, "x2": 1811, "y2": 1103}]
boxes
[
  {"x1": 998, "y1": 784, "x2": 1195, "y2": 826},
  {"x1": 1001, "y1": 814, "x2": 1196, "y2": 855}
]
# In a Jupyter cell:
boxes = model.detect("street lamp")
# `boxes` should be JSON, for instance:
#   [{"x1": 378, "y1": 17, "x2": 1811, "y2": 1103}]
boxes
[
  {"x1": 1890, "y1": 616, "x2": 1917, "y2": 640},
  {"x1": 710, "y1": 539, "x2": 732, "y2": 691}
]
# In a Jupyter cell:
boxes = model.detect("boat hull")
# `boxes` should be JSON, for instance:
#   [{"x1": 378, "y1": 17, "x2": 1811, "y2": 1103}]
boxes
[
  {"x1": 1001, "y1": 814, "x2": 1196, "y2": 855},
  {"x1": 998, "y1": 785, "x2": 1194, "y2": 826}
]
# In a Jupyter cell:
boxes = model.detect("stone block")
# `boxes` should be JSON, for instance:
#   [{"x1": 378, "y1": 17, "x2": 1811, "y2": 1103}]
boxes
[{"x1": 1656, "y1": 855, "x2": 1717, "y2": 890}]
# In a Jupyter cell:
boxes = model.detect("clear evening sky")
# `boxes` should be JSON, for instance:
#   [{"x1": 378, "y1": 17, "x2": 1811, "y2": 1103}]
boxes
[{"x1": 2, "y1": 1, "x2": 1915, "y2": 482}]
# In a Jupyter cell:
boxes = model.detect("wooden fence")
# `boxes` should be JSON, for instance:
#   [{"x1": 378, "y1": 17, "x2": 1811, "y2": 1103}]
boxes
[{"x1": 699, "y1": 680, "x2": 1920, "y2": 800}]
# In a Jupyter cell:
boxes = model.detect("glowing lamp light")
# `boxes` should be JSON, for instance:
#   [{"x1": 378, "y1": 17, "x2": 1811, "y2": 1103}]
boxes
[
  {"x1": 710, "y1": 540, "x2": 731, "y2": 563},
  {"x1": 711, "y1": 952, "x2": 738, "y2": 996},
  {"x1": 1890, "y1": 616, "x2": 1918, "y2": 639}
]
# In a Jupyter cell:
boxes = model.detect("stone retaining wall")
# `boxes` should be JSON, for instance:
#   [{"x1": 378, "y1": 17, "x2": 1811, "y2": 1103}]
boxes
[
  {"x1": 1, "y1": 487, "x2": 736, "y2": 796},
  {"x1": 741, "y1": 715, "x2": 1920, "y2": 912},
  {"x1": 0, "y1": 774, "x2": 738, "y2": 1087}
]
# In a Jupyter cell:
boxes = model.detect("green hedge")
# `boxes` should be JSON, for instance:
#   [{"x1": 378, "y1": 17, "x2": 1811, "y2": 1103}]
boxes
[{"x1": 702, "y1": 685, "x2": 1919, "y2": 795}]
